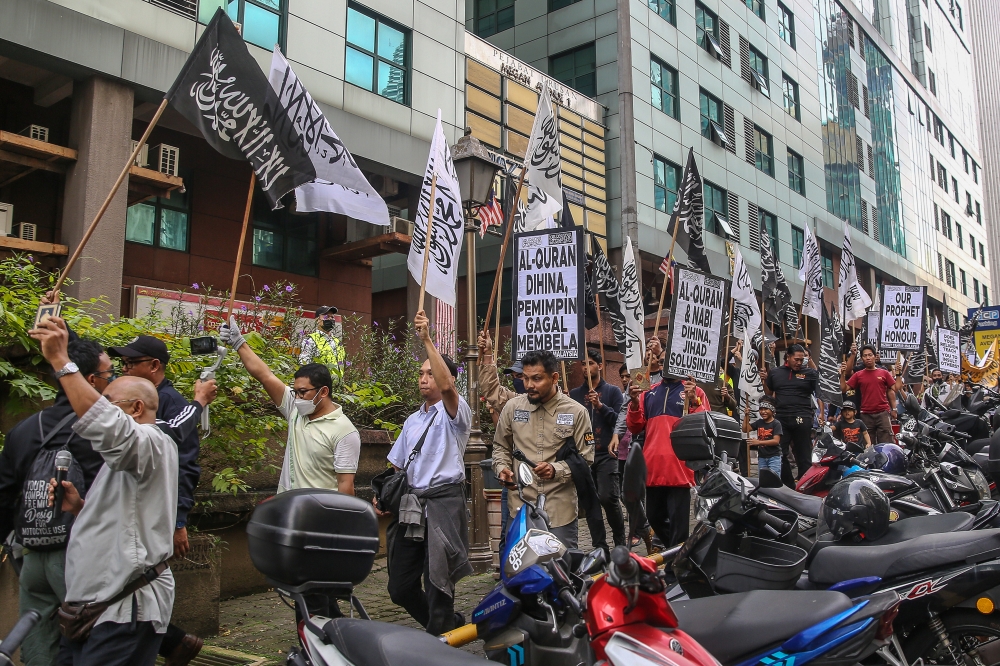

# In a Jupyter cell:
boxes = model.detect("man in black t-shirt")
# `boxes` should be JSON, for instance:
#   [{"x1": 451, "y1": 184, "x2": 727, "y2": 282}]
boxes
[{"x1": 761, "y1": 344, "x2": 819, "y2": 485}]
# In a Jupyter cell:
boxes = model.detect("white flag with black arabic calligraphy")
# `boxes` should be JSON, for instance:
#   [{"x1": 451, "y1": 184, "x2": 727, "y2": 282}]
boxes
[
  {"x1": 268, "y1": 49, "x2": 390, "y2": 225},
  {"x1": 731, "y1": 246, "x2": 762, "y2": 339},
  {"x1": 522, "y1": 81, "x2": 563, "y2": 231},
  {"x1": 740, "y1": 326, "x2": 765, "y2": 422},
  {"x1": 837, "y1": 223, "x2": 872, "y2": 323},
  {"x1": 621, "y1": 236, "x2": 647, "y2": 371},
  {"x1": 798, "y1": 225, "x2": 824, "y2": 322},
  {"x1": 406, "y1": 111, "x2": 465, "y2": 306}
]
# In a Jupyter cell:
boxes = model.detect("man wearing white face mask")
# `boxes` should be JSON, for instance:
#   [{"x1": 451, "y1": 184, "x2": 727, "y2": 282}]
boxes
[{"x1": 219, "y1": 316, "x2": 360, "y2": 496}]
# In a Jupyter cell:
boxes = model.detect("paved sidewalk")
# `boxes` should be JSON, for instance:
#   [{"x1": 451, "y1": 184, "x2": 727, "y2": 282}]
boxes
[{"x1": 206, "y1": 517, "x2": 634, "y2": 663}]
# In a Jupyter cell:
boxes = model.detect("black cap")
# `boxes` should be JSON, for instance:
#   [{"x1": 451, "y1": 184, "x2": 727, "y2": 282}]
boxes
[
  {"x1": 107, "y1": 335, "x2": 170, "y2": 364},
  {"x1": 841, "y1": 400, "x2": 857, "y2": 411},
  {"x1": 316, "y1": 305, "x2": 338, "y2": 317}
]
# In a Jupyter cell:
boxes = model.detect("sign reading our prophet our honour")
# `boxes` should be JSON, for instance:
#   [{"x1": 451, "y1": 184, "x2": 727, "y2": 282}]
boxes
[{"x1": 511, "y1": 227, "x2": 586, "y2": 361}]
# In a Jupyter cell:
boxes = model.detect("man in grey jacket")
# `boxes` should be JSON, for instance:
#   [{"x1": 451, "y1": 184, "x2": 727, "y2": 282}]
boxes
[{"x1": 31, "y1": 316, "x2": 182, "y2": 666}]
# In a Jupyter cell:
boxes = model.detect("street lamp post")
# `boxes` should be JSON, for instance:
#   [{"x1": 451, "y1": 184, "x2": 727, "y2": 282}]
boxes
[{"x1": 451, "y1": 128, "x2": 501, "y2": 573}]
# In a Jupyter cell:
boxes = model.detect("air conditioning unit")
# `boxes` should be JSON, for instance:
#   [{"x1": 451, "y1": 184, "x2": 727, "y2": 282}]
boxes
[
  {"x1": 150, "y1": 144, "x2": 180, "y2": 177},
  {"x1": 16, "y1": 222, "x2": 37, "y2": 242},
  {"x1": 18, "y1": 125, "x2": 49, "y2": 143},
  {"x1": 0, "y1": 203, "x2": 12, "y2": 236},
  {"x1": 131, "y1": 140, "x2": 149, "y2": 168},
  {"x1": 391, "y1": 216, "x2": 413, "y2": 236}
]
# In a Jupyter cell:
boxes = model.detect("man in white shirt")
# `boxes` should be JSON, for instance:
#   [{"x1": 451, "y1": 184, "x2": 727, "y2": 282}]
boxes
[
  {"x1": 376, "y1": 310, "x2": 473, "y2": 635},
  {"x1": 219, "y1": 316, "x2": 361, "y2": 495},
  {"x1": 29, "y1": 317, "x2": 183, "y2": 666}
]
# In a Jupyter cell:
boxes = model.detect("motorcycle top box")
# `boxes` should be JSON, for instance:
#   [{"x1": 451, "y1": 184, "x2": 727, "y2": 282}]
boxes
[
  {"x1": 246, "y1": 489, "x2": 379, "y2": 587},
  {"x1": 672, "y1": 412, "x2": 742, "y2": 463}
]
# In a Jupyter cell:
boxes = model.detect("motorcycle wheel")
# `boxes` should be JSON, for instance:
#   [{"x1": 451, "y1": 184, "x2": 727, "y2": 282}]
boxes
[{"x1": 905, "y1": 611, "x2": 1000, "y2": 666}]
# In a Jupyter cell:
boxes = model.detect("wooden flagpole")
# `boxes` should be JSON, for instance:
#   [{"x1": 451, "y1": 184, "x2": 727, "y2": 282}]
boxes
[
  {"x1": 494, "y1": 264, "x2": 503, "y2": 359},
  {"x1": 760, "y1": 301, "x2": 767, "y2": 370},
  {"x1": 417, "y1": 173, "x2": 439, "y2": 313},
  {"x1": 560, "y1": 360, "x2": 570, "y2": 392},
  {"x1": 50, "y1": 98, "x2": 169, "y2": 299},
  {"x1": 645, "y1": 220, "x2": 682, "y2": 381},
  {"x1": 226, "y1": 173, "x2": 257, "y2": 318},
  {"x1": 482, "y1": 167, "x2": 527, "y2": 335}
]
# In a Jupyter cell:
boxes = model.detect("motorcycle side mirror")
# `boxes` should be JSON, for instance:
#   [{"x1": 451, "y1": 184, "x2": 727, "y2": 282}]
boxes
[
  {"x1": 517, "y1": 462, "x2": 535, "y2": 488},
  {"x1": 758, "y1": 469, "x2": 783, "y2": 488},
  {"x1": 622, "y1": 444, "x2": 647, "y2": 503},
  {"x1": 578, "y1": 547, "x2": 607, "y2": 576}
]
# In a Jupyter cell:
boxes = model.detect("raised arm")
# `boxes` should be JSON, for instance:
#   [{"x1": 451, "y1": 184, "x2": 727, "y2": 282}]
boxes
[
  {"x1": 415, "y1": 310, "x2": 459, "y2": 418},
  {"x1": 29, "y1": 317, "x2": 101, "y2": 417},
  {"x1": 220, "y1": 315, "x2": 286, "y2": 406}
]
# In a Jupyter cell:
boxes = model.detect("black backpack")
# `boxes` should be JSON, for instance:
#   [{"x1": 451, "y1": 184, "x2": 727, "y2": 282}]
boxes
[{"x1": 15, "y1": 412, "x2": 87, "y2": 552}]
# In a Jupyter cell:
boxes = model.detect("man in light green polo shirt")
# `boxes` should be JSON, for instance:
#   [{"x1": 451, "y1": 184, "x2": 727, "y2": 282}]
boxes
[{"x1": 219, "y1": 316, "x2": 360, "y2": 496}]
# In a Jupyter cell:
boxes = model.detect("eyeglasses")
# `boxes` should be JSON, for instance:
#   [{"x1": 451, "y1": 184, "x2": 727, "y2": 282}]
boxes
[
  {"x1": 120, "y1": 357, "x2": 155, "y2": 370},
  {"x1": 109, "y1": 398, "x2": 138, "y2": 406},
  {"x1": 93, "y1": 370, "x2": 117, "y2": 383},
  {"x1": 290, "y1": 386, "x2": 320, "y2": 398}
]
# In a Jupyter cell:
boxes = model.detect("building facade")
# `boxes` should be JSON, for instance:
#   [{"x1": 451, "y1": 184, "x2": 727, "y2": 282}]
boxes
[
  {"x1": 467, "y1": 0, "x2": 990, "y2": 334},
  {"x1": 969, "y1": 0, "x2": 1000, "y2": 299}
]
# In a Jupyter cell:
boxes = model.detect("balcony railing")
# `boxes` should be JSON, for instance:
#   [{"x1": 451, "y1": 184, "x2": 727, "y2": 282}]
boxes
[{"x1": 147, "y1": 0, "x2": 197, "y2": 20}]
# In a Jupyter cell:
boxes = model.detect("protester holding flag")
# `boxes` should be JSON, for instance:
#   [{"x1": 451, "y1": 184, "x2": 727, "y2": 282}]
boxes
[
  {"x1": 569, "y1": 350, "x2": 625, "y2": 554},
  {"x1": 627, "y1": 374, "x2": 710, "y2": 548},
  {"x1": 666, "y1": 149, "x2": 711, "y2": 274},
  {"x1": 760, "y1": 229, "x2": 792, "y2": 329},
  {"x1": 522, "y1": 81, "x2": 563, "y2": 231},
  {"x1": 761, "y1": 344, "x2": 818, "y2": 483},
  {"x1": 798, "y1": 226, "x2": 825, "y2": 334},
  {"x1": 838, "y1": 224, "x2": 873, "y2": 325},
  {"x1": 839, "y1": 344, "x2": 898, "y2": 444}
]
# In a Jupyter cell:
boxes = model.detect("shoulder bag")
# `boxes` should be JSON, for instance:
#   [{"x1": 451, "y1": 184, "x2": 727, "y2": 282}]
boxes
[
  {"x1": 371, "y1": 411, "x2": 438, "y2": 514},
  {"x1": 57, "y1": 561, "x2": 169, "y2": 643}
]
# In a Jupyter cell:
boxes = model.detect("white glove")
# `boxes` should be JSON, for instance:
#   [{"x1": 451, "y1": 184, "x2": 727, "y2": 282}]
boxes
[{"x1": 219, "y1": 315, "x2": 246, "y2": 351}]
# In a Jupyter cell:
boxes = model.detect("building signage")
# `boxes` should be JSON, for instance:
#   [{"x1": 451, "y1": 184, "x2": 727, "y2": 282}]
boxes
[
  {"x1": 511, "y1": 228, "x2": 586, "y2": 361},
  {"x1": 665, "y1": 267, "x2": 730, "y2": 383},
  {"x1": 937, "y1": 327, "x2": 962, "y2": 375},
  {"x1": 879, "y1": 286, "x2": 926, "y2": 352},
  {"x1": 968, "y1": 305, "x2": 1000, "y2": 357},
  {"x1": 464, "y1": 33, "x2": 604, "y2": 122}
]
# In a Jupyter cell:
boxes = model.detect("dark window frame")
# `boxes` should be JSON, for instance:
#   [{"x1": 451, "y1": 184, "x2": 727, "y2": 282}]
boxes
[
  {"x1": 748, "y1": 44, "x2": 770, "y2": 95},
  {"x1": 760, "y1": 208, "x2": 779, "y2": 261},
  {"x1": 782, "y1": 73, "x2": 800, "y2": 120},
  {"x1": 787, "y1": 148, "x2": 805, "y2": 195},
  {"x1": 777, "y1": 1, "x2": 795, "y2": 47},
  {"x1": 251, "y1": 192, "x2": 320, "y2": 276},
  {"x1": 550, "y1": 43, "x2": 597, "y2": 97},
  {"x1": 125, "y1": 171, "x2": 192, "y2": 253},
  {"x1": 791, "y1": 225, "x2": 804, "y2": 268},
  {"x1": 653, "y1": 155, "x2": 682, "y2": 214},
  {"x1": 651, "y1": 56, "x2": 680, "y2": 119},
  {"x1": 696, "y1": 3, "x2": 723, "y2": 57},
  {"x1": 648, "y1": 0, "x2": 676, "y2": 24},
  {"x1": 745, "y1": 0, "x2": 764, "y2": 20},
  {"x1": 703, "y1": 180, "x2": 730, "y2": 237},
  {"x1": 754, "y1": 125, "x2": 774, "y2": 177},
  {"x1": 205, "y1": 0, "x2": 287, "y2": 51},
  {"x1": 346, "y1": 3, "x2": 411, "y2": 106},
  {"x1": 699, "y1": 88, "x2": 726, "y2": 146},
  {"x1": 476, "y1": 0, "x2": 515, "y2": 37}
]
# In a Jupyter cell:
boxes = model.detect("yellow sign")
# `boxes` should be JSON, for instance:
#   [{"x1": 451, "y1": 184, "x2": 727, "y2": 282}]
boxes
[{"x1": 975, "y1": 330, "x2": 1000, "y2": 358}]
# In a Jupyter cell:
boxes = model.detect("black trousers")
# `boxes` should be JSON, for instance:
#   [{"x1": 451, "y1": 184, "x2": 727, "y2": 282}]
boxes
[
  {"x1": 646, "y1": 486, "x2": 691, "y2": 548},
  {"x1": 60, "y1": 621, "x2": 162, "y2": 666},
  {"x1": 778, "y1": 417, "x2": 814, "y2": 484},
  {"x1": 586, "y1": 453, "x2": 626, "y2": 553},
  {"x1": 387, "y1": 528, "x2": 457, "y2": 636}
]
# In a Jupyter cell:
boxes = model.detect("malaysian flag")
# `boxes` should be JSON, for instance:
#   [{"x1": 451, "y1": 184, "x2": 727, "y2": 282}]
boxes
[{"x1": 478, "y1": 188, "x2": 504, "y2": 238}]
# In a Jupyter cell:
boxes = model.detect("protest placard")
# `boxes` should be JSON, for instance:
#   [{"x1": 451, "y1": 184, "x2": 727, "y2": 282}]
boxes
[
  {"x1": 511, "y1": 227, "x2": 586, "y2": 361},
  {"x1": 879, "y1": 285, "x2": 925, "y2": 352},
  {"x1": 937, "y1": 327, "x2": 961, "y2": 375},
  {"x1": 665, "y1": 267, "x2": 730, "y2": 383}
]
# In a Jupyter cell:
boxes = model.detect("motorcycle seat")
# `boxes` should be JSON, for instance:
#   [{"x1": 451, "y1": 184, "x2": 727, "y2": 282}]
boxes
[
  {"x1": 809, "y1": 528, "x2": 1000, "y2": 586},
  {"x1": 672, "y1": 590, "x2": 853, "y2": 665},
  {"x1": 322, "y1": 618, "x2": 483, "y2": 666},
  {"x1": 758, "y1": 486, "x2": 823, "y2": 518},
  {"x1": 807, "y1": 513, "x2": 974, "y2": 563}
]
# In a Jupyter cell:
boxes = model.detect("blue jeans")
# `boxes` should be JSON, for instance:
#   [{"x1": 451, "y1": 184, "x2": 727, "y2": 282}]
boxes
[{"x1": 758, "y1": 455, "x2": 782, "y2": 477}]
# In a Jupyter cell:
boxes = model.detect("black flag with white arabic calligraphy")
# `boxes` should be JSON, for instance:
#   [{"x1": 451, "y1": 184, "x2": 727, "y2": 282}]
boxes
[
  {"x1": 667, "y1": 149, "x2": 711, "y2": 274},
  {"x1": 818, "y1": 302, "x2": 843, "y2": 407},
  {"x1": 760, "y1": 230, "x2": 792, "y2": 325},
  {"x1": 591, "y1": 233, "x2": 629, "y2": 354},
  {"x1": 165, "y1": 8, "x2": 315, "y2": 209}
]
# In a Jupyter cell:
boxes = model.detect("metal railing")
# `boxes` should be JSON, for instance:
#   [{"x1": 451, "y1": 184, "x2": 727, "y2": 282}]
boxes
[{"x1": 147, "y1": 0, "x2": 198, "y2": 20}]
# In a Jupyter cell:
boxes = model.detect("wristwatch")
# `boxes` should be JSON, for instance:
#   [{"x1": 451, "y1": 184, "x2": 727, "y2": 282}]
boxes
[{"x1": 54, "y1": 362, "x2": 79, "y2": 379}]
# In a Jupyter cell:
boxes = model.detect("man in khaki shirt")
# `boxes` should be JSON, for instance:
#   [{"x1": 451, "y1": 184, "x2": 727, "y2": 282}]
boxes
[{"x1": 493, "y1": 350, "x2": 594, "y2": 549}]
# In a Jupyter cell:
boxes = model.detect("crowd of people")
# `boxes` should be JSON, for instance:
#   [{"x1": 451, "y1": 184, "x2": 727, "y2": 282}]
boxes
[{"x1": 3, "y1": 299, "x2": 973, "y2": 662}]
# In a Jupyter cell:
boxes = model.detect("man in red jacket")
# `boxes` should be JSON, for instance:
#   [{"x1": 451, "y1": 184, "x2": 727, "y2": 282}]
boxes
[{"x1": 627, "y1": 374, "x2": 709, "y2": 547}]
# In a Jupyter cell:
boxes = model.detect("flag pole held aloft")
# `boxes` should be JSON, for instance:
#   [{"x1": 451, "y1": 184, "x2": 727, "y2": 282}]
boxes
[
  {"x1": 418, "y1": 173, "x2": 439, "y2": 313},
  {"x1": 227, "y1": 173, "x2": 257, "y2": 319}
]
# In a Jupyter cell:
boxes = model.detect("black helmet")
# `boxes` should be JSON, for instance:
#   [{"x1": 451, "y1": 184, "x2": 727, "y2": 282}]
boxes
[{"x1": 821, "y1": 478, "x2": 890, "y2": 541}]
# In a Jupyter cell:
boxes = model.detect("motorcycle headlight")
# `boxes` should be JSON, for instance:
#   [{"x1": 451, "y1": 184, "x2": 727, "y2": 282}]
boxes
[
  {"x1": 695, "y1": 495, "x2": 720, "y2": 522},
  {"x1": 812, "y1": 447, "x2": 824, "y2": 463},
  {"x1": 972, "y1": 469, "x2": 991, "y2": 501}
]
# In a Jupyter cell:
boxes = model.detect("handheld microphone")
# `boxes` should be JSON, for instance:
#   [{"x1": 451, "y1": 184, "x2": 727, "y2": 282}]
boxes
[{"x1": 53, "y1": 450, "x2": 72, "y2": 520}]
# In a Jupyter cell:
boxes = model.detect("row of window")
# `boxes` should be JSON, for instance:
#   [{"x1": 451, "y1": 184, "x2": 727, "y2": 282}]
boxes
[
  {"x1": 125, "y1": 188, "x2": 321, "y2": 276},
  {"x1": 942, "y1": 258, "x2": 986, "y2": 303},
  {"x1": 936, "y1": 205, "x2": 987, "y2": 268}
]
